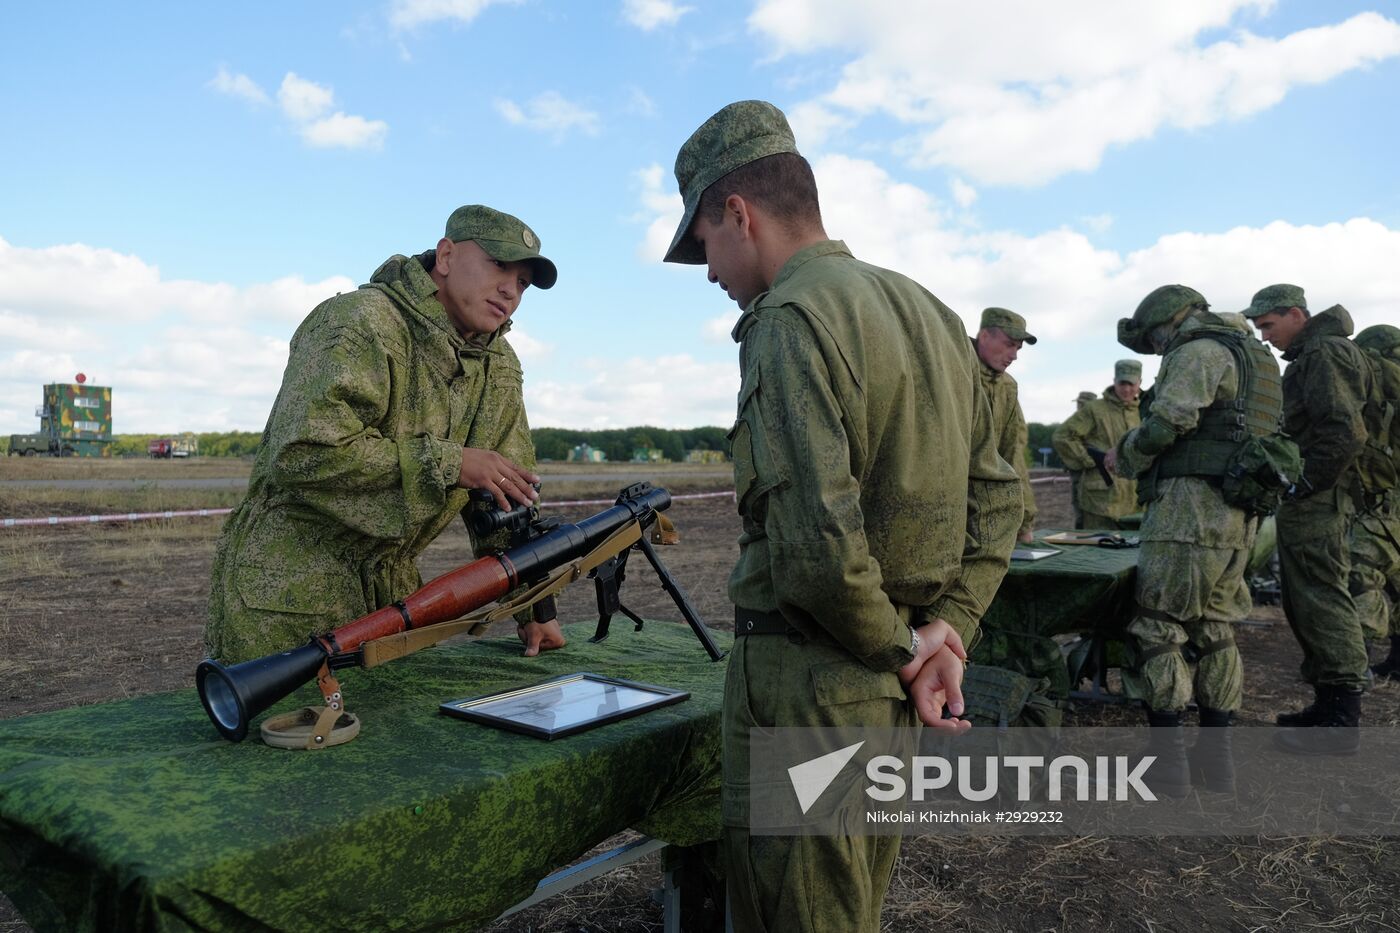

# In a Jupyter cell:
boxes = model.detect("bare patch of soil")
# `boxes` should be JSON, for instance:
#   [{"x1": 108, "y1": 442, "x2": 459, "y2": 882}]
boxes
[{"x1": 3, "y1": 467, "x2": 1399, "y2": 932}]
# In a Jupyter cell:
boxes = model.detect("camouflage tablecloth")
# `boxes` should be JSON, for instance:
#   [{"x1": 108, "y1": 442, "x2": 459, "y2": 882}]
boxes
[
  {"x1": 983, "y1": 534, "x2": 1140, "y2": 638},
  {"x1": 0, "y1": 621, "x2": 729, "y2": 932}
]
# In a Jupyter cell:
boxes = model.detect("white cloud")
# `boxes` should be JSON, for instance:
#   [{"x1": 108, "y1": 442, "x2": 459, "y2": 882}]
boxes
[
  {"x1": 300, "y1": 112, "x2": 389, "y2": 149},
  {"x1": 622, "y1": 0, "x2": 693, "y2": 31},
  {"x1": 749, "y1": 3, "x2": 1400, "y2": 186},
  {"x1": 209, "y1": 67, "x2": 269, "y2": 106},
  {"x1": 625, "y1": 86, "x2": 658, "y2": 117},
  {"x1": 495, "y1": 92, "x2": 601, "y2": 142},
  {"x1": 389, "y1": 0, "x2": 521, "y2": 30},
  {"x1": 528, "y1": 354, "x2": 737, "y2": 429},
  {"x1": 1081, "y1": 213, "x2": 1114, "y2": 234},
  {"x1": 632, "y1": 155, "x2": 1400, "y2": 424},
  {"x1": 634, "y1": 164, "x2": 684, "y2": 263},
  {"x1": 950, "y1": 178, "x2": 977, "y2": 209},
  {"x1": 0, "y1": 237, "x2": 354, "y2": 324},
  {"x1": 0, "y1": 235, "x2": 356, "y2": 433},
  {"x1": 278, "y1": 72, "x2": 335, "y2": 122}
]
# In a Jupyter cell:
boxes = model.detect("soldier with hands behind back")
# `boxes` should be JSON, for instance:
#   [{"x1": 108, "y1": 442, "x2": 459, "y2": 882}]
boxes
[{"x1": 664, "y1": 100, "x2": 1020, "y2": 932}]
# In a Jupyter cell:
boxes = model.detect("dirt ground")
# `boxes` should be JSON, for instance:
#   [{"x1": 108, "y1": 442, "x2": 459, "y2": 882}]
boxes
[{"x1": 3, "y1": 463, "x2": 1399, "y2": 932}]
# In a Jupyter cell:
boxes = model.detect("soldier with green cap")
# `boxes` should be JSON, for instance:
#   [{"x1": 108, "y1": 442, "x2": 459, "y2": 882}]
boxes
[
  {"x1": 1351, "y1": 324, "x2": 1400, "y2": 680},
  {"x1": 206, "y1": 205, "x2": 567, "y2": 664},
  {"x1": 1107, "y1": 285, "x2": 1279, "y2": 794},
  {"x1": 1052, "y1": 359, "x2": 1142, "y2": 529},
  {"x1": 974, "y1": 307, "x2": 1039, "y2": 543},
  {"x1": 1244, "y1": 284, "x2": 1374, "y2": 754},
  {"x1": 665, "y1": 100, "x2": 1020, "y2": 932}
]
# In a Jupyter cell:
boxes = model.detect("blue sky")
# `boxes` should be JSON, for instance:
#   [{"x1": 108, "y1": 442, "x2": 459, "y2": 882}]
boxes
[{"x1": 2, "y1": 0, "x2": 1398, "y2": 435}]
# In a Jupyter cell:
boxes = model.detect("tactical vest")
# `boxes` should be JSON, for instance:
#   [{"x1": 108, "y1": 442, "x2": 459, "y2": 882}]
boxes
[
  {"x1": 1356, "y1": 347, "x2": 1400, "y2": 498},
  {"x1": 1139, "y1": 326, "x2": 1284, "y2": 500}
]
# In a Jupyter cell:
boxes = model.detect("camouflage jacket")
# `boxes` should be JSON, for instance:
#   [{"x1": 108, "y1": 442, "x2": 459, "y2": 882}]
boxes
[
  {"x1": 206, "y1": 252, "x2": 534, "y2": 662},
  {"x1": 1280, "y1": 305, "x2": 1371, "y2": 496},
  {"x1": 975, "y1": 344, "x2": 1037, "y2": 536},
  {"x1": 1116, "y1": 312, "x2": 1251, "y2": 548},
  {"x1": 1052, "y1": 387, "x2": 1140, "y2": 519},
  {"x1": 728, "y1": 241, "x2": 1021, "y2": 670}
]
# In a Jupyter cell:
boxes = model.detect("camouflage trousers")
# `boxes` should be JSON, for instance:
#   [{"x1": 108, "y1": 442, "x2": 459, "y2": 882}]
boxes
[
  {"x1": 1127, "y1": 539, "x2": 1251, "y2": 712},
  {"x1": 1277, "y1": 487, "x2": 1369, "y2": 689},
  {"x1": 723, "y1": 628, "x2": 917, "y2": 932},
  {"x1": 1349, "y1": 491, "x2": 1400, "y2": 641},
  {"x1": 1070, "y1": 474, "x2": 1084, "y2": 529}
]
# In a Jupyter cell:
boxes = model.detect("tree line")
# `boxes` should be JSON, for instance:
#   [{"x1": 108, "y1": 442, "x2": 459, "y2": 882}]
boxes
[{"x1": 24, "y1": 424, "x2": 1060, "y2": 465}]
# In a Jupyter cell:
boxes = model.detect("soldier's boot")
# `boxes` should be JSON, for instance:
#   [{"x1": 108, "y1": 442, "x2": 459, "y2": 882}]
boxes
[
  {"x1": 1142, "y1": 710, "x2": 1192, "y2": 799},
  {"x1": 1273, "y1": 686, "x2": 1362, "y2": 756},
  {"x1": 1276, "y1": 687, "x2": 1330, "y2": 727},
  {"x1": 1188, "y1": 708, "x2": 1235, "y2": 794},
  {"x1": 1371, "y1": 636, "x2": 1400, "y2": 683}
]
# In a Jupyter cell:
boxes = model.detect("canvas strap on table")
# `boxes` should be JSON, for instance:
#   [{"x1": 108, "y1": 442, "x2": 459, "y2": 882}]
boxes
[{"x1": 360, "y1": 520, "x2": 645, "y2": 668}]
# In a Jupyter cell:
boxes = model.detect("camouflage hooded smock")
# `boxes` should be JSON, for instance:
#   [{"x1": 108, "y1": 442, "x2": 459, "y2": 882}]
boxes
[
  {"x1": 975, "y1": 345, "x2": 1038, "y2": 537},
  {"x1": 1052, "y1": 386, "x2": 1140, "y2": 520},
  {"x1": 206, "y1": 252, "x2": 534, "y2": 663}
]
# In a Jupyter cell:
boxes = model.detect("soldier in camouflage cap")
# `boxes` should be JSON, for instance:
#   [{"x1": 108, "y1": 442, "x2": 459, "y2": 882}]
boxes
[
  {"x1": 973, "y1": 307, "x2": 1039, "y2": 543},
  {"x1": 667, "y1": 100, "x2": 1020, "y2": 932},
  {"x1": 1245, "y1": 285, "x2": 1373, "y2": 754},
  {"x1": 1052, "y1": 359, "x2": 1141, "y2": 529},
  {"x1": 206, "y1": 205, "x2": 567, "y2": 664},
  {"x1": 1108, "y1": 285, "x2": 1275, "y2": 794}
]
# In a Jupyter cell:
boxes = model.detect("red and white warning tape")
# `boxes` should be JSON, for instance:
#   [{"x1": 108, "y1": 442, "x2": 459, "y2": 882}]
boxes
[
  {"x1": 0, "y1": 490, "x2": 738, "y2": 528},
  {"x1": 1, "y1": 508, "x2": 235, "y2": 528}
]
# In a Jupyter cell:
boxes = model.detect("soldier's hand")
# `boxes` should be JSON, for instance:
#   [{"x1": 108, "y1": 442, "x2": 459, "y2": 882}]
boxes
[
  {"x1": 1017, "y1": 530, "x2": 1034, "y2": 544},
  {"x1": 1102, "y1": 447, "x2": 1118, "y2": 474},
  {"x1": 908, "y1": 646, "x2": 973, "y2": 733},
  {"x1": 898, "y1": 619, "x2": 967, "y2": 690},
  {"x1": 459, "y1": 448, "x2": 539, "y2": 509},
  {"x1": 518, "y1": 618, "x2": 567, "y2": 657}
]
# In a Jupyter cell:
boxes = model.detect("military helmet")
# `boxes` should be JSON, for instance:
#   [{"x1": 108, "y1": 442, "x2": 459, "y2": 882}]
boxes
[
  {"x1": 1356, "y1": 323, "x2": 1400, "y2": 362},
  {"x1": 1117, "y1": 284, "x2": 1208, "y2": 354}
]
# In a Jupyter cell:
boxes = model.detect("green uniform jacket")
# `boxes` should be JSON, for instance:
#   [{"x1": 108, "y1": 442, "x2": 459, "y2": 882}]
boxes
[
  {"x1": 976, "y1": 349, "x2": 1037, "y2": 537},
  {"x1": 727, "y1": 241, "x2": 1021, "y2": 670},
  {"x1": 1116, "y1": 312, "x2": 1250, "y2": 549},
  {"x1": 206, "y1": 252, "x2": 535, "y2": 663},
  {"x1": 1279, "y1": 305, "x2": 1371, "y2": 496},
  {"x1": 1052, "y1": 387, "x2": 1141, "y2": 519}
]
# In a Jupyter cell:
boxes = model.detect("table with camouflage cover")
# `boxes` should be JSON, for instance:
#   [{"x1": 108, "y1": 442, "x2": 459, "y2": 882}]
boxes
[
  {"x1": 0, "y1": 621, "x2": 728, "y2": 932},
  {"x1": 972, "y1": 534, "x2": 1140, "y2": 698}
]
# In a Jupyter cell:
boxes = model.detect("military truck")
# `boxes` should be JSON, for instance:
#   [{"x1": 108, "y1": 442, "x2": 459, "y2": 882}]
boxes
[{"x1": 7, "y1": 434, "x2": 58, "y2": 456}]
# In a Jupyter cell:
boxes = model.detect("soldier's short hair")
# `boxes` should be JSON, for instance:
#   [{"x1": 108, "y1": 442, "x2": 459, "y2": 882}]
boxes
[{"x1": 697, "y1": 152, "x2": 822, "y2": 233}]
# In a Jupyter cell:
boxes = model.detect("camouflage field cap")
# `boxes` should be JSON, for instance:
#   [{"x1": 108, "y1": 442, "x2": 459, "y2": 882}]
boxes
[
  {"x1": 1115, "y1": 359, "x2": 1142, "y2": 382},
  {"x1": 1356, "y1": 323, "x2": 1400, "y2": 358},
  {"x1": 445, "y1": 205, "x2": 557, "y2": 289},
  {"x1": 979, "y1": 307, "x2": 1037, "y2": 344},
  {"x1": 1242, "y1": 283, "x2": 1305, "y2": 319},
  {"x1": 664, "y1": 100, "x2": 799, "y2": 265}
]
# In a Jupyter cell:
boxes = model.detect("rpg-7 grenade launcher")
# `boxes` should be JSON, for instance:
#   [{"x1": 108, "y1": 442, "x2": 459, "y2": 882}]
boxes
[{"x1": 197, "y1": 482, "x2": 724, "y2": 743}]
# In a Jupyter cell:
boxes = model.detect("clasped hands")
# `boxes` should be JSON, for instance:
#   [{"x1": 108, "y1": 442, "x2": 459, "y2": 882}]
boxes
[{"x1": 898, "y1": 619, "x2": 973, "y2": 733}]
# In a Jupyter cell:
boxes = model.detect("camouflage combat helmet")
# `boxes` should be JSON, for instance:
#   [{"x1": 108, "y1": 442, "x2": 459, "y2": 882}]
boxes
[
  {"x1": 1118, "y1": 284, "x2": 1208, "y2": 355},
  {"x1": 1356, "y1": 324, "x2": 1400, "y2": 362}
]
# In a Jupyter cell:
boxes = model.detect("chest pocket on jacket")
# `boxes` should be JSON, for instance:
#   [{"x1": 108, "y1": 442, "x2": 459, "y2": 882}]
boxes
[{"x1": 727, "y1": 359, "x2": 789, "y2": 521}]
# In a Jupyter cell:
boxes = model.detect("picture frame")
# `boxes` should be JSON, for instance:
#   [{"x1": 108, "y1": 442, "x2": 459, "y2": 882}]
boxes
[{"x1": 439, "y1": 672, "x2": 690, "y2": 740}]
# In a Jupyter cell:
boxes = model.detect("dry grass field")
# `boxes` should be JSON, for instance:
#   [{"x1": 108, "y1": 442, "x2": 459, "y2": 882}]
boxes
[{"x1": 3, "y1": 459, "x2": 1399, "y2": 932}]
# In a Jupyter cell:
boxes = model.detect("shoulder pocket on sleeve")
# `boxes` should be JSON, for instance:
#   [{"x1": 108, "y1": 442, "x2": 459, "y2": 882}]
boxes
[{"x1": 727, "y1": 360, "x2": 789, "y2": 514}]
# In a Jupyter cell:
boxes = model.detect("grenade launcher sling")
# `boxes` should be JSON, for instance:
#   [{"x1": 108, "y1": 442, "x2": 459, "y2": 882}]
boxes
[{"x1": 197, "y1": 483, "x2": 724, "y2": 742}]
